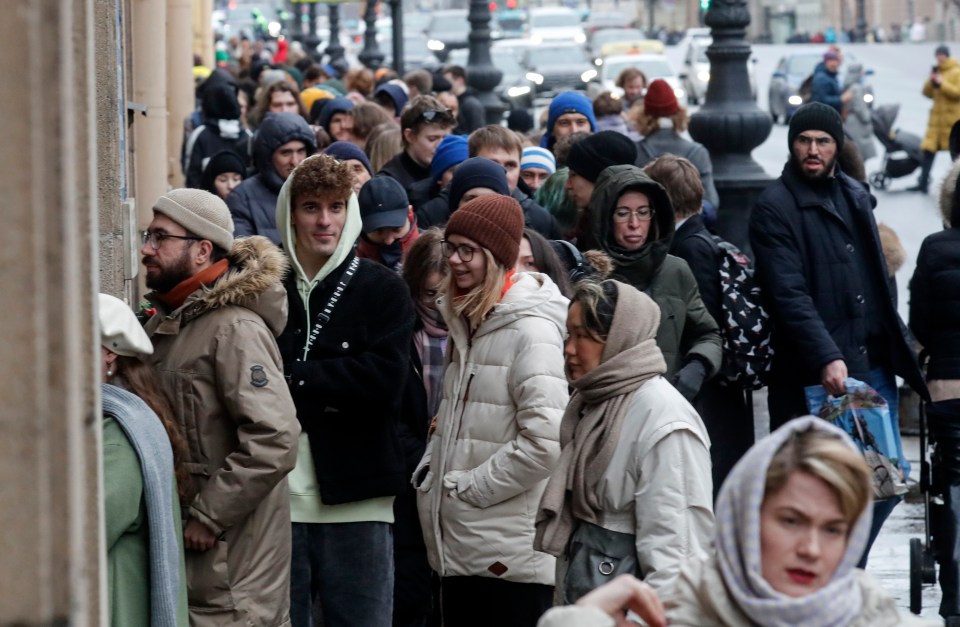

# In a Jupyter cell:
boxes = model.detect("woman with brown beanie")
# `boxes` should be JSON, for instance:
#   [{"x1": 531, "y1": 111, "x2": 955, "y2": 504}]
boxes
[
  {"x1": 535, "y1": 280, "x2": 713, "y2": 603},
  {"x1": 414, "y1": 195, "x2": 569, "y2": 627}
]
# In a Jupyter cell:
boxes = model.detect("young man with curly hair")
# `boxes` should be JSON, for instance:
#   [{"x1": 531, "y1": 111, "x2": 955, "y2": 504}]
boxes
[{"x1": 274, "y1": 154, "x2": 416, "y2": 627}]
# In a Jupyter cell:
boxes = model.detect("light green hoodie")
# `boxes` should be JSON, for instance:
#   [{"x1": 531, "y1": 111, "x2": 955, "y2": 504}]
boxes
[{"x1": 275, "y1": 156, "x2": 395, "y2": 524}]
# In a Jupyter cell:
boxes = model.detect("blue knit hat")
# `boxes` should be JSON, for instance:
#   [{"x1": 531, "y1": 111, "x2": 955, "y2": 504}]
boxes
[
  {"x1": 323, "y1": 141, "x2": 373, "y2": 174},
  {"x1": 448, "y1": 157, "x2": 510, "y2": 211},
  {"x1": 318, "y1": 97, "x2": 354, "y2": 135},
  {"x1": 431, "y1": 135, "x2": 469, "y2": 182},
  {"x1": 541, "y1": 91, "x2": 597, "y2": 148},
  {"x1": 521, "y1": 146, "x2": 556, "y2": 174},
  {"x1": 374, "y1": 83, "x2": 409, "y2": 115}
]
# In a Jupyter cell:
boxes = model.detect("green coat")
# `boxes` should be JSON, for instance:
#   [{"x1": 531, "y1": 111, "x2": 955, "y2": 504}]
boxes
[
  {"x1": 104, "y1": 416, "x2": 189, "y2": 627},
  {"x1": 588, "y1": 165, "x2": 722, "y2": 378},
  {"x1": 922, "y1": 56, "x2": 960, "y2": 152}
]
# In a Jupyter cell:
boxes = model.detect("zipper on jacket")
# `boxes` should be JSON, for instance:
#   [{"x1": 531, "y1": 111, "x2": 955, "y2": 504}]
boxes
[{"x1": 454, "y1": 370, "x2": 476, "y2": 440}]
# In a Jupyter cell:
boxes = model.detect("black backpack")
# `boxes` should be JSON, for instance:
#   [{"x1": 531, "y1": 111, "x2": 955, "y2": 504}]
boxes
[{"x1": 696, "y1": 233, "x2": 773, "y2": 390}]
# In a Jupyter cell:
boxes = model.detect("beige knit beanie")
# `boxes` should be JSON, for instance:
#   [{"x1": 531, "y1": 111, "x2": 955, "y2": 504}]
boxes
[{"x1": 153, "y1": 188, "x2": 235, "y2": 251}]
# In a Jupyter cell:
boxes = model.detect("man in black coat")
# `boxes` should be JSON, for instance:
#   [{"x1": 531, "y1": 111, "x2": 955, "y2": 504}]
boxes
[
  {"x1": 645, "y1": 154, "x2": 753, "y2": 496},
  {"x1": 378, "y1": 95, "x2": 457, "y2": 191},
  {"x1": 275, "y1": 153, "x2": 416, "y2": 627},
  {"x1": 750, "y1": 102, "x2": 926, "y2": 561}
]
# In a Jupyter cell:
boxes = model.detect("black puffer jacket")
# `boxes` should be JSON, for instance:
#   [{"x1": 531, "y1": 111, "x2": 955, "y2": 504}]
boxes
[
  {"x1": 590, "y1": 165, "x2": 722, "y2": 378},
  {"x1": 226, "y1": 112, "x2": 316, "y2": 245},
  {"x1": 910, "y1": 191, "x2": 960, "y2": 381},
  {"x1": 183, "y1": 82, "x2": 253, "y2": 189},
  {"x1": 750, "y1": 162, "x2": 926, "y2": 427}
]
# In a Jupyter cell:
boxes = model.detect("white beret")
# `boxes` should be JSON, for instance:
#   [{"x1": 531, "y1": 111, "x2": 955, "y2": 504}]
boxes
[{"x1": 98, "y1": 293, "x2": 153, "y2": 357}]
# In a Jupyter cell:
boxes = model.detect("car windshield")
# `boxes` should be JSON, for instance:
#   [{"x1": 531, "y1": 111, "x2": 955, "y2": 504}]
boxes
[
  {"x1": 593, "y1": 29, "x2": 644, "y2": 47},
  {"x1": 497, "y1": 15, "x2": 525, "y2": 30},
  {"x1": 530, "y1": 13, "x2": 579, "y2": 28},
  {"x1": 527, "y1": 46, "x2": 586, "y2": 67},
  {"x1": 429, "y1": 14, "x2": 467, "y2": 32},
  {"x1": 787, "y1": 55, "x2": 820, "y2": 77},
  {"x1": 605, "y1": 57, "x2": 674, "y2": 81}
]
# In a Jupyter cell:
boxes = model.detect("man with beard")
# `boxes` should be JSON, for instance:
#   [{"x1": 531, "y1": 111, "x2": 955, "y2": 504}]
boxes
[
  {"x1": 140, "y1": 188, "x2": 301, "y2": 626},
  {"x1": 749, "y1": 102, "x2": 926, "y2": 563}
]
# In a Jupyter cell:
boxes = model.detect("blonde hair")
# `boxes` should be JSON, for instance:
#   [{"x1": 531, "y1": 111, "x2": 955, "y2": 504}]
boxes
[
  {"x1": 765, "y1": 427, "x2": 872, "y2": 526},
  {"x1": 631, "y1": 104, "x2": 690, "y2": 136},
  {"x1": 444, "y1": 247, "x2": 510, "y2": 330},
  {"x1": 366, "y1": 124, "x2": 403, "y2": 173}
]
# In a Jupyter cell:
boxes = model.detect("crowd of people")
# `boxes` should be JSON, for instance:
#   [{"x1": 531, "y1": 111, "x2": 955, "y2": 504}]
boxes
[{"x1": 96, "y1": 40, "x2": 960, "y2": 627}]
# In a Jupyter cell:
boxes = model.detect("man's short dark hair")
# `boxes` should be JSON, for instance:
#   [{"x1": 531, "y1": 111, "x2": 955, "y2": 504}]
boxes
[
  {"x1": 400, "y1": 95, "x2": 456, "y2": 142},
  {"x1": 553, "y1": 131, "x2": 591, "y2": 169},
  {"x1": 404, "y1": 70, "x2": 433, "y2": 95},
  {"x1": 468, "y1": 125, "x2": 523, "y2": 159},
  {"x1": 303, "y1": 64, "x2": 330, "y2": 84},
  {"x1": 290, "y1": 154, "x2": 353, "y2": 205},
  {"x1": 444, "y1": 65, "x2": 467, "y2": 81},
  {"x1": 643, "y1": 155, "x2": 704, "y2": 219}
]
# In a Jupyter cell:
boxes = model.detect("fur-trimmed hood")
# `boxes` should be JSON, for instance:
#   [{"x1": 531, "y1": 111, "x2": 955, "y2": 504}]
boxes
[{"x1": 148, "y1": 235, "x2": 291, "y2": 336}]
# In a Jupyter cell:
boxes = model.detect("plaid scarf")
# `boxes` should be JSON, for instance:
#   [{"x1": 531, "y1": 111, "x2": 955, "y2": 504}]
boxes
[{"x1": 414, "y1": 301, "x2": 448, "y2": 417}]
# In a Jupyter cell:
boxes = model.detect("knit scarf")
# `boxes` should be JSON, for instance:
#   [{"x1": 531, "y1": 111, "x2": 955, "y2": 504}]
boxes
[
  {"x1": 152, "y1": 259, "x2": 229, "y2": 311},
  {"x1": 414, "y1": 302, "x2": 448, "y2": 417},
  {"x1": 713, "y1": 416, "x2": 872, "y2": 627},
  {"x1": 101, "y1": 383, "x2": 183, "y2": 627},
  {"x1": 535, "y1": 281, "x2": 666, "y2": 556}
]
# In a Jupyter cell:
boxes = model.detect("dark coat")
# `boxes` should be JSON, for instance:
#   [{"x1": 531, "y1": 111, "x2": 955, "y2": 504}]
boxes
[
  {"x1": 811, "y1": 62, "x2": 844, "y2": 114},
  {"x1": 416, "y1": 185, "x2": 561, "y2": 237},
  {"x1": 407, "y1": 175, "x2": 442, "y2": 214},
  {"x1": 670, "y1": 214, "x2": 753, "y2": 492},
  {"x1": 635, "y1": 128, "x2": 719, "y2": 209},
  {"x1": 378, "y1": 151, "x2": 431, "y2": 192},
  {"x1": 750, "y1": 163, "x2": 926, "y2": 427},
  {"x1": 909, "y1": 199, "x2": 960, "y2": 381},
  {"x1": 589, "y1": 165, "x2": 722, "y2": 378},
  {"x1": 226, "y1": 112, "x2": 316, "y2": 245},
  {"x1": 182, "y1": 82, "x2": 252, "y2": 189},
  {"x1": 277, "y1": 253, "x2": 415, "y2": 504},
  {"x1": 454, "y1": 89, "x2": 485, "y2": 135}
]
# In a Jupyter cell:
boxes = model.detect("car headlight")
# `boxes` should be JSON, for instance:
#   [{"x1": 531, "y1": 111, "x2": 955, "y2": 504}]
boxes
[
  {"x1": 574, "y1": 33, "x2": 586, "y2": 44},
  {"x1": 581, "y1": 69, "x2": 598, "y2": 82},
  {"x1": 864, "y1": 93, "x2": 874, "y2": 104},
  {"x1": 427, "y1": 39, "x2": 445, "y2": 51},
  {"x1": 674, "y1": 87, "x2": 685, "y2": 99},
  {"x1": 594, "y1": 58, "x2": 602, "y2": 66},
  {"x1": 697, "y1": 70, "x2": 710, "y2": 83},
  {"x1": 507, "y1": 85, "x2": 532, "y2": 98},
  {"x1": 530, "y1": 34, "x2": 542, "y2": 45},
  {"x1": 788, "y1": 94, "x2": 803, "y2": 106},
  {"x1": 525, "y1": 72, "x2": 544, "y2": 85}
]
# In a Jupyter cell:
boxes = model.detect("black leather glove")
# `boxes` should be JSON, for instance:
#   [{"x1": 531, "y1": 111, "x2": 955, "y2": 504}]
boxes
[{"x1": 670, "y1": 359, "x2": 707, "y2": 402}]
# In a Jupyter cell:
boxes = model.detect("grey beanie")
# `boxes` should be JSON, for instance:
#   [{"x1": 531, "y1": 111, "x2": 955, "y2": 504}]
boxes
[{"x1": 153, "y1": 188, "x2": 235, "y2": 251}]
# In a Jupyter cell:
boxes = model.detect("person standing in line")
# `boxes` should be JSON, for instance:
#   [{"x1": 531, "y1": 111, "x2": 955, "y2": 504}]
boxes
[
  {"x1": 910, "y1": 45, "x2": 960, "y2": 193},
  {"x1": 140, "y1": 188, "x2": 300, "y2": 626},
  {"x1": 414, "y1": 196, "x2": 568, "y2": 627}
]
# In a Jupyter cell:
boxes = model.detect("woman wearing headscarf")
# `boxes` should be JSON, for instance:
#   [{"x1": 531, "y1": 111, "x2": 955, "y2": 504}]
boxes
[
  {"x1": 535, "y1": 280, "x2": 713, "y2": 602},
  {"x1": 414, "y1": 195, "x2": 568, "y2": 626},
  {"x1": 587, "y1": 164, "x2": 722, "y2": 402},
  {"x1": 843, "y1": 63, "x2": 877, "y2": 162},
  {"x1": 99, "y1": 293, "x2": 190, "y2": 626},
  {"x1": 537, "y1": 417, "x2": 932, "y2": 627}
]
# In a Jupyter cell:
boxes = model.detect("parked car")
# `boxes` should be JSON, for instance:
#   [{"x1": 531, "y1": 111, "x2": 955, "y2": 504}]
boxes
[
  {"x1": 527, "y1": 7, "x2": 586, "y2": 45},
  {"x1": 680, "y1": 37, "x2": 758, "y2": 104},
  {"x1": 588, "y1": 28, "x2": 646, "y2": 61},
  {"x1": 425, "y1": 10, "x2": 469, "y2": 61},
  {"x1": 447, "y1": 39, "x2": 535, "y2": 108},
  {"x1": 495, "y1": 9, "x2": 526, "y2": 39},
  {"x1": 595, "y1": 53, "x2": 685, "y2": 104},
  {"x1": 768, "y1": 51, "x2": 873, "y2": 123},
  {"x1": 521, "y1": 42, "x2": 596, "y2": 96},
  {"x1": 382, "y1": 34, "x2": 442, "y2": 73}
]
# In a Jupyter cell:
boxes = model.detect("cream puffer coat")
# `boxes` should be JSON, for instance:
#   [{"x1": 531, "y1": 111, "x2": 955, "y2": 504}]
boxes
[{"x1": 415, "y1": 272, "x2": 568, "y2": 585}]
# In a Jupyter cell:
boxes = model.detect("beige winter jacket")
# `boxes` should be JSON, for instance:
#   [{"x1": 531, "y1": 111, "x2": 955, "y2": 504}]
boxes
[
  {"x1": 415, "y1": 272, "x2": 568, "y2": 585},
  {"x1": 145, "y1": 236, "x2": 300, "y2": 627}
]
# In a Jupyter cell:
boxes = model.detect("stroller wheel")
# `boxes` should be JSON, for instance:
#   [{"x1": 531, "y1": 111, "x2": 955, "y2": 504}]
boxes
[
  {"x1": 911, "y1": 537, "x2": 924, "y2": 614},
  {"x1": 923, "y1": 544, "x2": 937, "y2": 584},
  {"x1": 869, "y1": 172, "x2": 888, "y2": 190}
]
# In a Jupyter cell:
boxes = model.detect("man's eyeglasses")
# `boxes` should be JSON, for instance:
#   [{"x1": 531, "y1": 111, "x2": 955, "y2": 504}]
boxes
[
  {"x1": 612, "y1": 208, "x2": 655, "y2": 223},
  {"x1": 794, "y1": 135, "x2": 836, "y2": 148},
  {"x1": 421, "y1": 109, "x2": 453, "y2": 123},
  {"x1": 141, "y1": 230, "x2": 200, "y2": 250},
  {"x1": 441, "y1": 240, "x2": 480, "y2": 262}
]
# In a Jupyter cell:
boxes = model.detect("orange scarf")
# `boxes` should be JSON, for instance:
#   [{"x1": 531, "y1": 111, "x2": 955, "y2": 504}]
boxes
[{"x1": 153, "y1": 259, "x2": 229, "y2": 311}]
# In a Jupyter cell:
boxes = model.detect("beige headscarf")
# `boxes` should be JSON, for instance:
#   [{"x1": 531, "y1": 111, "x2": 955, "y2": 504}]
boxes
[{"x1": 535, "y1": 280, "x2": 667, "y2": 556}]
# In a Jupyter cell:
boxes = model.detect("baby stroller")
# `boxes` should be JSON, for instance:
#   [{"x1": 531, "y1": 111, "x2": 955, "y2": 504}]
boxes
[
  {"x1": 910, "y1": 391, "x2": 960, "y2": 624},
  {"x1": 869, "y1": 103, "x2": 924, "y2": 191}
]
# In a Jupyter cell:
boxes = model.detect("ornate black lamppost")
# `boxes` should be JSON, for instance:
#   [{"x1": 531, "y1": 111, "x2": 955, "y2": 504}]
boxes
[
  {"x1": 389, "y1": 0, "x2": 404, "y2": 74},
  {"x1": 855, "y1": 0, "x2": 867, "y2": 42},
  {"x1": 359, "y1": 1, "x2": 385, "y2": 69},
  {"x1": 303, "y1": 2, "x2": 321, "y2": 58},
  {"x1": 688, "y1": 0, "x2": 772, "y2": 254},
  {"x1": 326, "y1": 3, "x2": 346, "y2": 64},
  {"x1": 465, "y1": 0, "x2": 504, "y2": 124}
]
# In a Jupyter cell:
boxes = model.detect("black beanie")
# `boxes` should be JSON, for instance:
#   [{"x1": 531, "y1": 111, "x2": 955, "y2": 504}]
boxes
[
  {"x1": 448, "y1": 157, "x2": 511, "y2": 211},
  {"x1": 788, "y1": 102, "x2": 844, "y2": 152},
  {"x1": 566, "y1": 131, "x2": 639, "y2": 182}
]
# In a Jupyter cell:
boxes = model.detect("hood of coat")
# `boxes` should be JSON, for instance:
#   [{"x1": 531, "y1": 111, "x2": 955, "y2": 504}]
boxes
[
  {"x1": 201, "y1": 81, "x2": 241, "y2": 122},
  {"x1": 440, "y1": 272, "x2": 569, "y2": 346},
  {"x1": 588, "y1": 164, "x2": 675, "y2": 288},
  {"x1": 150, "y1": 235, "x2": 290, "y2": 336},
  {"x1": 253, "y1": 112, "x2": 318, "y2": 192}
]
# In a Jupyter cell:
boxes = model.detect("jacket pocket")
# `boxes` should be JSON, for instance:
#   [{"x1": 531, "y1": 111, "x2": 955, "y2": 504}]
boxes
[
  {"x1": 186, "y1": 538, "x2": 234, "y2": 610},
  {"x1": 563, "y1": 521, "x2": 639, "y2": 604}
]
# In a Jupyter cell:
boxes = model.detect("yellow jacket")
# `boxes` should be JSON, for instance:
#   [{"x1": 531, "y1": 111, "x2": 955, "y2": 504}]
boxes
[{"x1": 922, "y1": 56, "x2": 960, "y2": 152}]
